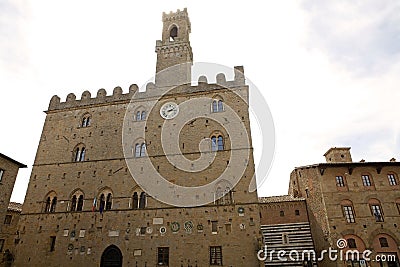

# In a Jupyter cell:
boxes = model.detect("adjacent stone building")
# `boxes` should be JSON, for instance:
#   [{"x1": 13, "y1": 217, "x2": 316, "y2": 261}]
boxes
[
  {"x1": 289, "y1": 147, "x2": 400, "y2": 267},
  {"x1": 0, "y1": 153, "x2": 26, "y2": 266},
  {"x1": 259, "y1": 196, "x2": 316, "y2": 267},
  {"x1": 14, "y1": 9, "x2": 263, "y2": 267}
]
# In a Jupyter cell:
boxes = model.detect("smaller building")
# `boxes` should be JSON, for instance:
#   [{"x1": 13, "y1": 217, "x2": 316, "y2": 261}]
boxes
[
  {"x1": 259, "y1": 196, "x2": 316, "y2": 267},
  {"x1": 289, "y1": 147, "x2": 400, "y2": 267},
  {"x1": 0, "y1": 202, "x2": 22, "y2": 266},
  {"x1": 0, "y1": 153, "x2": 26, "y2": 267}
]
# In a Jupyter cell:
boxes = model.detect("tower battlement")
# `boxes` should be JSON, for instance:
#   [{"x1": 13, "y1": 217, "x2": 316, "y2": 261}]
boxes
[
  {"x1": 162, "y1": 8, "x2": 190, "y2": 24},
  {"x1": 48, "y1": 66, "x2": 246, "y2": 111}
]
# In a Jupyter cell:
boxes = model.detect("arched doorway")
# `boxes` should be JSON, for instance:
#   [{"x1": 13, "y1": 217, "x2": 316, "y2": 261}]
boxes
[{"x1": 100, "y1": 245, "x2": 122, "y2": 267}]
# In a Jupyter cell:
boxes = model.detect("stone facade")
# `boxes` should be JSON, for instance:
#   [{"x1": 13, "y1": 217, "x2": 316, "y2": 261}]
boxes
[
  {"x1": 0, "y1": 154, "x2": 25, "y2": 266},
  {"x1": 14, "y1": 9, "x2": 263, "y2": 267},
  {"x1": 289, "y1": 147, "x2": 400, "y2": 267},
  {"x1": 0, "y1": 202, "x2": 22, "y2": 267}
]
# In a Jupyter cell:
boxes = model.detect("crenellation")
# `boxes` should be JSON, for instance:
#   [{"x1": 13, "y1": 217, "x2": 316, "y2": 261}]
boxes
[
  {"x1": 162, "y1": 8, "x2": 189, "y2": 22},
  {"x1": 96, "y1": 88, "x2": 107, "y2": 98},
  {"x1": 48, "y1": 69, "x2": 246, "y2": 112},
  {"x1": 81, "y1": 90, "x2": 91, "y2": 100},
  {"x1": 216, "y1": 73, "x2": 227, "y2": 84},
  {"x1": 48, "y1": 95, "x2": 61, "y2": 110},
  {"x1": 198, "y1": 75, "x2": 207, "y2": 83}
]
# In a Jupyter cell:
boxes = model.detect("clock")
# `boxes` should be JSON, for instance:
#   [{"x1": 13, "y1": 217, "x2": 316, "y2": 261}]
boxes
[{"x1": 160, "y1": 102, "x2": 179, "y2": 120}]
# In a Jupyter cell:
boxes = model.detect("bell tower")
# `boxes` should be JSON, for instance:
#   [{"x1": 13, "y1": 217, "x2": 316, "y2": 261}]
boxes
[{"x1": 155, "y1": 8, "x2": 193, "y2": 87}]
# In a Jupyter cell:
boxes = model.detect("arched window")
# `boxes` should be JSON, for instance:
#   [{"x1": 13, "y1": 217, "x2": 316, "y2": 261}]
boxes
[
  {"x1": 44, "y1": 192, "x2": 57, "y2": 213},
  {"x1": 217, "y1": 135, "x2": 224, "y2": 150},
  {"x1": 70, "y1": 190, "x2": 84, "y2": 212},
  {"x1": 81, "y1": 114, "x2": 91, "y2": 127},
  {"x1": 211, "y1": 136, "x2": 217, "y2": 151},
  {"x1": 132, "y1": 192, "x2": 138, "y2": 209},
  {"x1": 135, "y1": 110, "x2": 147, "y2": 121},
  {"x1": 223, "y1": 187, "x2": 233, "y2": 204},
  {"x1": 50, "y1": 197, "x2": 57, "y2": 212},
  {"x1": 135, "y1": 142, "x2": 146, "y2": 157},
  {"x1": 139, "y1": 192, "x2": 146, "y2": 209},
  {"x1": 74, "y1": 145, "x2": 86, "y2": 162},
  {"x1": 106, "y1": 193, "x2": 112, "y2": 210},
  {"x1": 212, "y1": 99, "x2": 224, "y2": 112},
  {"x1": 77, "y1": 195, "x2": 84, "y2": 211},
  {"x1": 70, "y1": 195, "x2": 77, "y2": 212},
  {"x1": 170, "y1": 26, "x2": 178, "y2": 41},
  {"x1": 368, "y1": 198, "x2": 384, "y2": 222}
]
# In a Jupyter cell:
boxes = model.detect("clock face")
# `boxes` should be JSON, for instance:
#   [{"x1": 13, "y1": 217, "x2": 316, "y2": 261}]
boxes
[{"x1": 160, "y1": 102, "x2": 179, "y2": 119}]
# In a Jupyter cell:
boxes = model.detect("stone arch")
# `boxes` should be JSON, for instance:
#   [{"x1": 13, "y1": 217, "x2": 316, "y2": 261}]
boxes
[
  {"x1": 169, "y1": 24, "x2": 178, "y2": 40},
  {"x1": 100, "y1": 245, "x2": 122, "y2": 267},
  {"x1": 367, "y1": 228, "x2": 400, "y2": 247},
  {"x1": 371, "y1": 233, "x2": 400, "y2": 260}
]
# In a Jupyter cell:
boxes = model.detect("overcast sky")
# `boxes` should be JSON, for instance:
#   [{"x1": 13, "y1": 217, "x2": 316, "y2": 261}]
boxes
[{"x1": 1, "y1": 1, "x2": 400, "y2": 203}]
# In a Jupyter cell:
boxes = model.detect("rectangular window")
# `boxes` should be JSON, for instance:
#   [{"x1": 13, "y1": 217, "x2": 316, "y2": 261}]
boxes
[
  {"x1": 50, "y1": 236, "x2": 56, "y2": 252},
  {"x1": 0, "y1": 169, "x2": 4, "y2": 182},
  {"x1": 343, "y1": 206, "x2": 355, "y2": 223},
  {"x1": 211, "y1": 221, "x2": 218, "y2": 234},
  {"x1": 379, "y1": 237, "x2": 389, "y2": 248},
  {"x1": 4, "y1": 215, "x2": 12, "y2": 225},
  {"x1": 157, "y1": 247, "x2": 169, "y2": 266},
  {"x1": 371, "y1": 205, "x2": 384, "y2": 222},
  {"x1": 361, "y1": 175, "x2": 372, "y2": 186},
  {"x1": 0, "y1": 239, "x2": 4, "y2": 252},
  {"x1": 347, "y1": 238, "x2": 357, "y2": 248},
  {"x1": 210, "y1": 246, "x2": 222, "y2": 265},
  {"x1": 388, "y1": 174, "x2": 397, "y2": 185},
  {"x1": 336, "y1": 176, "x2": 345, "y2": 187}
]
